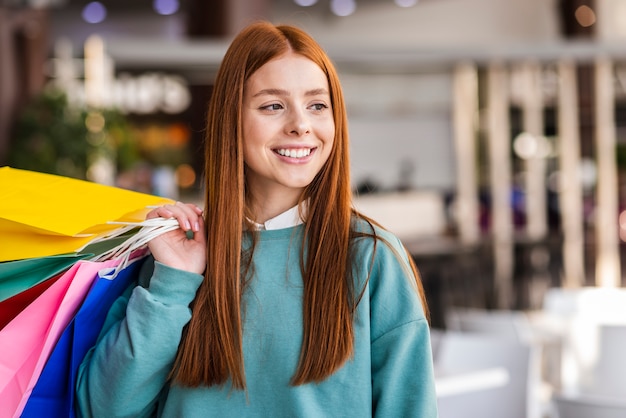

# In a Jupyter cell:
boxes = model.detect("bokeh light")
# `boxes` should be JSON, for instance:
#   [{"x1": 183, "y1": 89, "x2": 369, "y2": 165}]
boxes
[
  {"x1": 82, "y1": 2, "x2": 107, "y2": 24},
  {"x1": 176, "y1": 164, "x2": 196, "y2": 188},
  {"x1": 85, "y1": 111, "x2": 105, "y2": 133},
  {"x1": 330, "y1": 0, "x2": 356, "y2": 17},
  {"x1": 575, "y1": 5, "x2": 596, "y2": 28},
  {"x1": 153, "y1": 0, "x2": 180, "y2": 16},
  {"x1": 294, "y1": 0, "x2": 318, "y2": 6},
  {"x1": 395, "y1": 0, "x2": 418, "y2": 7}
]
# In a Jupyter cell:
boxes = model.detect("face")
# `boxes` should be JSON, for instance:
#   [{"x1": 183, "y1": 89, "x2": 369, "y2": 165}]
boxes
[{"x1": 242, "y1": 52, "x2": 335, "y2": 209}]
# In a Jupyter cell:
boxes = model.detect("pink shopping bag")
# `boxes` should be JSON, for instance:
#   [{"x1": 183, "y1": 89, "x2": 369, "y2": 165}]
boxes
[{"x1": 0, "y1": 258, "x2": 118, "y2": 418}]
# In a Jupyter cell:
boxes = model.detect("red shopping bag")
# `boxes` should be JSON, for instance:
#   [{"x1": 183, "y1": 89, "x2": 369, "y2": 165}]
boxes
[
  {"x1": 0, "y1": 258, "x2": 118, "y2": 418},
  {"x1": 0, "y1": 273, "x2": 63, "y2": 330}
]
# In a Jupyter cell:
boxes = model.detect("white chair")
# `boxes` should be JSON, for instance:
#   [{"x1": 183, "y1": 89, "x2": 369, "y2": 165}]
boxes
[
  {"x1": 586, "y1": 324, "x2": 626, "y2": 398},
  {"x1": 541, "y1": 287, "x2": 626, "y2": 395},
  {"x1": 553, "y1": 393, "x2": 626, "y2": 418},
  {"x1": 444, "y1": 307, "x2": 547, "y2": 418},
  {"x1": 435, "y1": 331, "x2": 533, "y2": 418},
  {"x1": 430, "y1": 327, "x2": 444, "y2": 363},
  {"x1": 352, "y1": 191, "x2": 446, "y2": 241},
  {"x1": 445, "y1": 307, "x2": 534, "y2": 343}
]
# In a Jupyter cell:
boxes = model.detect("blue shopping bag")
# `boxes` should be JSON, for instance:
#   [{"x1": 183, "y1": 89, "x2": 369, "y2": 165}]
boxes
[{"x1": 20, "y1": 255, "x2": 147, "y2": 418}]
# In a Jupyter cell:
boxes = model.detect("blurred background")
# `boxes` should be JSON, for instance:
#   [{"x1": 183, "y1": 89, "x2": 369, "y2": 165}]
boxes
[{"x1": 2, "y1": 0, "x2": 626, "y2": 417}]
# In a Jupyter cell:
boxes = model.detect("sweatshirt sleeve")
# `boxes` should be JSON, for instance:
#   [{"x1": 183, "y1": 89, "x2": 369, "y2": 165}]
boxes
[
  {"x1": 368, "y1": 234, "x2": 439, "y2": 418},
  {"x1": 75, "y1": 259, "x2": 204, "y2": 418}
]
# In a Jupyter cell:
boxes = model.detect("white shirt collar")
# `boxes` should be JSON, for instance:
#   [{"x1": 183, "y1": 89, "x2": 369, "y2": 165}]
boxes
[{"x1": 249, "y1": 204, "x2": 304, "y2": 231}]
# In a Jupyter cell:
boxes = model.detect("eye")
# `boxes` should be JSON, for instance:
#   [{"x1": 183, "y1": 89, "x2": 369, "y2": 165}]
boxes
[
  {"x1": 260, "y1": 103, "x2": 283, "y2": 111},
  {"x1": 309, "y1": 103, "x2": 328, "y2": 112}
]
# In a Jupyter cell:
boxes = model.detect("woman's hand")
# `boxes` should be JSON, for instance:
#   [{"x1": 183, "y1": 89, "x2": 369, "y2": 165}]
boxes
[{"x1": 146, "y1": 201, "x2": 207, "y2": 275}]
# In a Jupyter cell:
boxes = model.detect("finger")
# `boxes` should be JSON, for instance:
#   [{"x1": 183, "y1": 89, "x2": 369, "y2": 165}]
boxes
[
  {"x1": 189, "y1": 214, "x2": 207, "y2": 244},
  {"x1": 175, "y1": 201, "x2": 202, "y2": 211},
  {"x1": 183, "y1": 203, "x2": 204, "y2": 230},
  {"x1": 169, "y1": 201, "x2": 203, "y2": 231},
  {"x1": 180, "y1": 221, "x2": 202, "y2": 240},
  {"x1": 146, "y1": 206, "x2": 174, "y2": 220},
  {"x1": 190, "y1": 203, "x2": 204, "y2": 215}
]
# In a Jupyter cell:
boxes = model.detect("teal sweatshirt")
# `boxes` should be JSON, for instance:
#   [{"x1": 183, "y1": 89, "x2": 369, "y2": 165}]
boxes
[{"x1": 76, "y1": 222, "x2": 438, "y2": 417}]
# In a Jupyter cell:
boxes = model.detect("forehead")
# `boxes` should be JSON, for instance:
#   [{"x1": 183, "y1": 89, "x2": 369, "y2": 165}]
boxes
[{"x1": 246, "y1": 53, "x2": 329, "y2": 91}]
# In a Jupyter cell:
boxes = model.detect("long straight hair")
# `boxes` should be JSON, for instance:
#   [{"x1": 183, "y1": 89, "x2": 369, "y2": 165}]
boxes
[{"x1": 169, "y1": 21, "x2": 428, "y2": 389}]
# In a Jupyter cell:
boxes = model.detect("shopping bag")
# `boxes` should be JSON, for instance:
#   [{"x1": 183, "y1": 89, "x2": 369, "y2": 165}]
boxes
[
  {"x1": 0, "y1": 253, "x2": 90, "y2": 302},
  {"x1": 0, "y1": 229, "x2": 98, "y2": 263},
  {"x1": 21, "y1": 255, "x2": 146, "y2": 418},
  {"x1": 0, "y1": 258, "x2": 118, "y2": 418},
  {"x1": 0, "y1": 272, "x2": 63, "y2": 330},
  {"x1": 0, "y1": 233, "x2": 137, "y2": 329},
  {"x1": 0, "y1": 166, "x2": 173, "y2": 261},
  {"x1": 0, "y1": 217, "x2": 179, "y2": 417}
]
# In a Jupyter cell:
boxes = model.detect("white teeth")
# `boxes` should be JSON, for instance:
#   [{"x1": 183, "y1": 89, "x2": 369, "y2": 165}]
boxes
[{"x1": 277, "y1": 148, "x2": 311, "y2": 158}]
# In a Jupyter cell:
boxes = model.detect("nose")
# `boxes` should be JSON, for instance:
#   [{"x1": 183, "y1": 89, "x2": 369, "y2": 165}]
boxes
[{"x1": 287, "y1": 108, "x2": 311, "y2": 136}]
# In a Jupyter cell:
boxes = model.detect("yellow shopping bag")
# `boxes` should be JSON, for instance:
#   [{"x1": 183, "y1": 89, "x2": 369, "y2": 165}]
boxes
[{"x1": 0, "y1": 167, "x2": 173, "y2": 261}]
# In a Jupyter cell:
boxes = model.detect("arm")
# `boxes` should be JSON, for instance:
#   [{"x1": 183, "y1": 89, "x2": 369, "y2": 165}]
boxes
[
  {"x1": 75, "y1": 260, "x2": 203, "y2": 418},
  {"x1": 371, "y1": 319, "x2": 438, "y2": 417},
  {"x1": 76, "y1": 202, "x2": 206, "y2": 418},
  {"x1": 368, "y1": 233, "x2": 438, "y2": 417}
]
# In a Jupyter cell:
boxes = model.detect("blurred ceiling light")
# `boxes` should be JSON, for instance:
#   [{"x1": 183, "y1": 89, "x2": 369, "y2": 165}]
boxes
[
  {"x1": 10, "y1": 0, "x2": 68, "y2": 8},
  {"x1": 153, "y1": 0, "x2": 180, "y2": 15},
  {"x1": 575, "y1": 5, "x2": 596, "y2": 28},
  {"x1": 82, "y1": 1, "x2": 107, "y2": 24},
  {"x1": 330, "y1": 0, "x2": 356, "y2": 16},
  {"x1": 294, "y1": 0, "x2": 318, "y2": 6},
  {"x1": 28, "y1": 0, "x2": 64, "y2": 8},
  {"x1": 395, "y1": 0, "x2": 418, "y2": 7}
]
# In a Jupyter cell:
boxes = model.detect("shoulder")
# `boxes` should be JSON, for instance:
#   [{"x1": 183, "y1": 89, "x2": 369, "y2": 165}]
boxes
[
  {"x1": 350, "y1": 215, "x2": 408, "y2": 265},
  {"x1": 349, "y1": 215, "x2": 417, "y2": 295}
]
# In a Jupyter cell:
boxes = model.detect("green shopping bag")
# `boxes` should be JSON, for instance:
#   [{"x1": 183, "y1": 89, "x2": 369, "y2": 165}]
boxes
[{"x1": 0, "y1": 254, "x2": 90, "y2": 302}]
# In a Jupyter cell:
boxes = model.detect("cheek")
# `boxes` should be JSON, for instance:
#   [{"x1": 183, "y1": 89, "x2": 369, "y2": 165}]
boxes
[
  {"x1": 318, "y1": 117, "x2": 335, "y2": 141},
  {"x1": 241, "y1": 131, "x2": 258, "y2": 168},
  {"x1": 320, "y1": 138, "x2": 335, "y2": 167},
  {"x1": 322, "y1": 122, "x2": 336, "y2": 153},
  {"x1": 242, "y1": 120, "x2": 263, "y2": 153}
]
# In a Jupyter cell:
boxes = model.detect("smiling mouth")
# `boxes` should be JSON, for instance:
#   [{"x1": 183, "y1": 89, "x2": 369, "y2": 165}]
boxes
[{"x1": 275, "y1": 148, "x2": 313, "y2": 158}]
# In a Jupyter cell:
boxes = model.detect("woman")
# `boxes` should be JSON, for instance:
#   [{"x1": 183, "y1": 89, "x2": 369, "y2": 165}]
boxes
[{"x1": 76, "y1": 21, "x2": 438, "y2": 417}]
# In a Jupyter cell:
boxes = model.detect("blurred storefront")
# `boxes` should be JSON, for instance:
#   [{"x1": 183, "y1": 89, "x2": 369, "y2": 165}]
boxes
[{"x1": 3, "y1": 0, "x2": 626, "y2": 305}]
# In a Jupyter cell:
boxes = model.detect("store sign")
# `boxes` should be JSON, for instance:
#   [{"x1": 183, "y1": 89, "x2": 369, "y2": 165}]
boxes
[
  {"x1": 50, "y1": 66, "x2": 192, "y2": 115},
  {"x1": 49, "y1": 37, "x2": 192, "y2": 115},
  {"x1": 111, "y1": 72, "x2": 191, "y2": 115}
]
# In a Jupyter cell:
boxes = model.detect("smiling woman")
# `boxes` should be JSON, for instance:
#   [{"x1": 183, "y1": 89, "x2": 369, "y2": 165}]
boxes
[
  {"x1": 75, "y1": 21, "x2": 438, "y2": 418},
  {"x1": 242, "y1": 52, "x2": 335, "y2": 220}
]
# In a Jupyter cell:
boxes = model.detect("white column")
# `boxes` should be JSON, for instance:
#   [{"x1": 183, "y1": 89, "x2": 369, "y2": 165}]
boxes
[
  {"x1": 557, "y1": 60, "x2": 586, "y2": 288},
  {"x1": 520, "y1": 60, "x2": 548, "y2": 240},
  {"x1": 84, "y1": 35, "x2": 113, "y2": 109},
  {"x1": 487, "y1": 62, "x2": 514, "y2": 309},
  {"x1": 594, "y1": 56, "x2": 621, "y2": 287},
  {"x1": 453, "y1": 62, "x2": 480, "y2": 245}
]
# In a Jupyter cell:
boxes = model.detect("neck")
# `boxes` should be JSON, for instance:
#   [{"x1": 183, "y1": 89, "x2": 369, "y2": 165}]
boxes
[{"x1": 247, "y1": 191, "x2": 302, "y2": 224}]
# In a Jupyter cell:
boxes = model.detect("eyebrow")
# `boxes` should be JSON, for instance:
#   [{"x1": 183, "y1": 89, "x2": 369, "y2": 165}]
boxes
[{"x1": 252, "y1": 88, "x2": 329, "y2": 97}]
